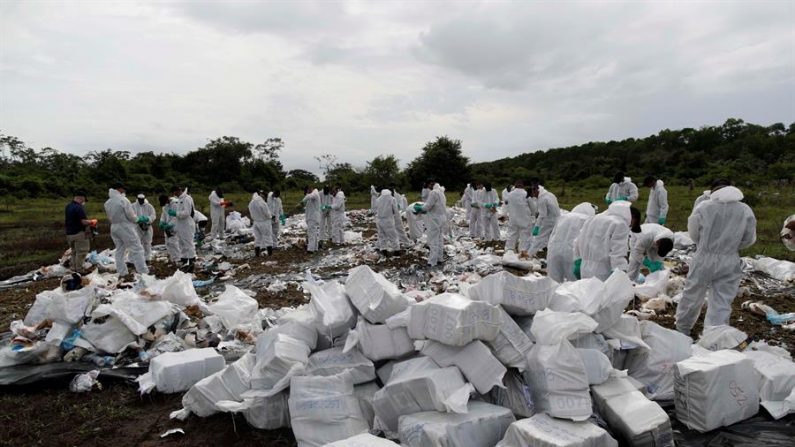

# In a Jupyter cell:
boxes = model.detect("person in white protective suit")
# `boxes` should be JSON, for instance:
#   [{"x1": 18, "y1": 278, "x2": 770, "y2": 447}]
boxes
[
  {"x1": 132, "y1": 193, "x2": 157, "y2": 261},
  {"x1": 675, "y1": 183, "x2": 756, "y2": 335},
  {"x1": 302, "y1": 186, "x2": 321, "y2": 252},
  {"x1": 104, "y1": 183, "x2": 149, "y2": 277},
  {"x1": 267, "y1": 190, "x2": 285, "y2": 249},
  {"x1": 643, "y1": 177, "x2": 669, "y2": 225},
  {"x1": 605, "y1": 171, "x2": 639, "y2": 204},
  {"x1": 574, "y1": 201, "x2": 633, "y2": 281},
  {"x1": 248, "y1": 190, "x2": 273, "y2": 257},
  {"x1": 504, "y1": 181, "x2": 536, "y2": 256},
  {"x1": 546, "y1": 202, "x2": 595, "y2": 282},
  {"x1": 406, "y1": 200, "x2": 424, "y2": 241},
  {"x1": 158, "y1": 195, "x2": 180, "y2": 264},
  {"x1": 330, "y1": 186, "x2": 346, "y2": 245},
  {"x1": 416, "y1": 181, "x2": 447, "y2": 266},
  {"x1": 480, "y1": 183, "x2": 500, "y2": 241},
  {"x1": 462, "y1": 183, "x2": 473, "y2": 220},
  {"x1": 169, "y1": 185, "x2": 197, "y2": 272},
  {"x1": 370, "y1": 185, "x2": 379, "y2": 213},
  {"x1": 528, "y1": 180, "x2": 560, "y2": 257},
  {"x1": 469, "y1": 182, "x2": 484, "y2": 239},
  {"x1": 208, "y1": 188, "x2": 227, "y2": 240},
  {"x1": 393, "y1": 189, "x2": 412, "y2": 247},
  {"x1": 320, "y1": 186, "x2": 333, "y2": 242},
  {"x1": 626, "y1": 223, "x2": 674, "y2": 282},
  {"x1": 501, "y1": 185, "x2": 512, "y2": 219},
  {"x1": 375, "y1": 189, "x2": 400, "y2": 255}
]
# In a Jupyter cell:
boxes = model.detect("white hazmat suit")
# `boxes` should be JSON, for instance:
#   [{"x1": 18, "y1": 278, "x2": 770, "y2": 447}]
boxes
[
  {"x1": 645, "y1": 180, "x2": 669, "y2": 224},
  {"x1": 480, "y1": 188, "x2": 500, "y2": 241},
  {"x1": 394, "y1": 192, "x2": 411, "y2": 246},
  {"x1": 303, "y1": 189, "x2": 321, "y2": 252},
  {"x1": 159, "y1": 198, "x2": 180, "y2": 263},
  {"x1": 420, "y1": 185, "x2": 447, "y2": 266},
  {"x1": 627, "y1": 223, "x2": 673, "y2": 281},
  {"x1": 504, "y1": 187, "x2": 535, "y2": 253},
  {"x1": 675, "y1": 186, "x2": 756, "y2": 334},
  {"x1": 132, "y1": 198, "x2": 156, "y2": 260},
  {"x1": 174, "y1": 189, "x2": 197, "y2": 261},
  {"x1": 331, "y1": 190, "x2": 346, "y2": 245},
  {"x1": 375, "y1": 190, "x2": 400, "y2": 252},
  {"x1": 462, "y1": 184, "x2": 473, "y2": 220},
  {"x1": 546, "y1": 203, "x2": 595, "y2": 283},
  {"x1": 606, "y1": 178, "x2": 639, "y2": 203},
  {"x1": 574, "y1": 201, "x2": 631, "y2": 281},
  {"x1": 248, "y1": 192, "x2": 273, "y2": 252},
  {"x1": 267, "y1": 193, "x2": 283, "y2": 248},
  {"x1": 469, "y1": 187, "x2": 483, "y2": 239},
  {"x1": 208, "y1": 190, "x2": 225, "y2": 239},
  {"x1": 528, "y1": 186, "x2": 560, "y2": 256},
  {"x1": 320, "y1": 191, "x2": 332, "y2": 241},
  {"x1": 104, "y1": 189, "x2": 149, "y2": 276}
]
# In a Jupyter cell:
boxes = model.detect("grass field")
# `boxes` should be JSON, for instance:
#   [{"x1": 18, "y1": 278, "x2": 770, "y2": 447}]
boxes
[{"x1": 1, "y1": 184, "x2": 792, "y2": 279}]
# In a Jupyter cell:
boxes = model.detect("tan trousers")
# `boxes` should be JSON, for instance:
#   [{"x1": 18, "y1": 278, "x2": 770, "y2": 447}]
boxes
[{"x1": 67, "y1": 231, "x2": 90, "y2": 273}]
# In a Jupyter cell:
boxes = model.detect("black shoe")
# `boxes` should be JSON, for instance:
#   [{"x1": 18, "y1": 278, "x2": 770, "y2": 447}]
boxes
[
  {"x1": 255, "y1": 247, "x2": 261, "y2": 257},
  {"x1": 267, "y1": 247, "x2": 273, "y2": 256}
]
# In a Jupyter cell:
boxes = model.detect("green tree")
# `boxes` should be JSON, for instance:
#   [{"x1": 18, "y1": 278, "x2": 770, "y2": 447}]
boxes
[
  {"x1": 363, "y1": 155, "x2": 401, "y2": 189},
  {"x1": 405, "y1": 136, "x2": 471, "y2": 191}
]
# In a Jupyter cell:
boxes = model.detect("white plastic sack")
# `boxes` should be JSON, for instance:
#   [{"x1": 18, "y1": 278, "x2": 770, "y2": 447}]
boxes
[
  {"x1": 81, "y1": 316, "x2": 137, "y2": 354},
  {"x1": 207, "y1": 285, "x2": 258, "y2": 330},
  {"x1": 468, "y1": 271, "x2": 557, "y2": 316},
  {"x1": 276, "y1": 309, "x2": 319, "y2": 350},
  {"x1": 308, "y1": 280, "x2": 356, "y2": 339},
  {"x1": 592, "y1": 270, "x2": 635, "y2": 332},
  {"x1": 485, "y1": 307, "x2": 534, "y2": 370},
  {"x1": 697, "y1": 325, "x2": 748, "y2": 351},
  {"x1": 249, "y1": 332, "x2": 311, "y2": 396},
  {"x1": 549, "y1": 277, "x2": 604, "y2": 315},
  {"x1": 344, "y1": 319, "x2": 414, "y2": 362},
  {"x1": 602, "y1": 315, "x2": 651, "y2": 350},
  {"x1": 403, "y1": 293, "x2": 502, "y2": 346},
  {"x1": 354, "y1": 381, "x2": 380, "y2": 429},
  {"x1": 633, "y1": 269, "x2": 670, "y2": 301},
  {"x1": 749, "y1": 256, "x2": 795, "y2": 282},
  {"x1": 323, "y1": 433, "x2": 399, "y2": 447},
  {"x1": 743, "y1": 350, "x2": 795, "y2": 419},
  {"x1": 345, "y1": 265, "x2": 409, "y2": 323},
  {"x1": 43, "y1": 287, "x2": 95, "y2": 325},
  {"x1": 421, "y1": 340, "x2": 506, "y2": 394},
  {"x1": 594, "y1": 388, "x2": 673, "y2": 446},
  {"x1": 624, "y1": 321, "x2": 692, "y2": 400},
  {"x1": 496, "y1": 413, "x2": 617, "y2": 447},
  {"x1": 182, "y1": 353, "x2": 255, "y2": 417},
  {"x1": 577, "y1": 349, "x2": 612, "y2": 385},
  {"x1": 160, "y1": 270, "x2": 200, "y2": 307},
  {"x1": 398, "y1": 401, "x2": 515, "y2": 447},
  {"x1": 306, "y1": 346, "x2": 376, "y2": 385}
]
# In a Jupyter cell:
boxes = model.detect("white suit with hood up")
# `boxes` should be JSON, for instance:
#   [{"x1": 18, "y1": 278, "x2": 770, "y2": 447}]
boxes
[
  {"x1": 574, "y1": 201, "x2": 631, "y2": 281},
  {"x1": 606, "y1": 178, "x2": 639, "y2": 203},
  {"x1": 132, "y1": 198, "x2": 157, "y2": 260},
  {"x1": 331, "y1": 190, "x2": 346, "y2": 244},
  {"x1": 267, "y1": 193, "x2": 283, "y2": 248},
  {"x1": 208, "y1": 191, "x2": 225, "y2": 239},
  {"x1": 393, "y1": 192, "x2": 411, "y2": 246},
  {"x1": 249, "y1": 192, "x2": 273, "y2": 249},
  {"x1": 546, "y1": 203, "x2": 595, "y2": 282},
  {"x1": 175, "y1": 189, "x2": 197, "y2": 259},
  {"x1": 469, "y1": 187, "x2": 483, "y2": 239},
  {"x1": 104, "y1": 189, "x2": 149, "y2": 275},
  {"x1": 480, "y1": 188, "x2": 500, "y2": 241},
  {"x1": 504, "y1": 187, "x2": 535, "y2": 252},
  {"x1": 159, "y1": 197, "x2": 180, "y2": 262},
  {"x1": 375, "y1": 189, "x2": 400, "y2": 251},
  {"x1": 303, "y1": 189, "x2": 321, "y2": 252},
  {"x1": 420, "y1": 184, "x2": 447, "y2": 266},
  {"x1": 675, "y1": 186, "x2": 756, "y2": 334},
  {"x1": 645, "y1": 180, "x2": 669, "y2": 224},
  {"x1": 528, "y1": 186, "x2": 560, "y2": 256},
  {"x1": 627, "y1": 223, "x2": 674, "y2": 281}
]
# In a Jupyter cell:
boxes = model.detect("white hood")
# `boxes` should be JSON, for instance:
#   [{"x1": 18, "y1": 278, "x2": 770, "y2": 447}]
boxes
[
  {"x1": 571, "y1": 202, "x2": 596, "y2": 217},
  {"x1": 381, "y1": 189, "x2": 391, "y2": 196},
  {"x1": 607, "y1": 201, "x2": 631, "y2": 225},
  {"x1": 108, "y1": 188, "x2": 122, "y2": 199},
  {"x1": 710, "y1": 186, "x2": 743, "y2": 203},
  {"x1": 654, "y1": 179, "x2": 664, "y2": 188}
]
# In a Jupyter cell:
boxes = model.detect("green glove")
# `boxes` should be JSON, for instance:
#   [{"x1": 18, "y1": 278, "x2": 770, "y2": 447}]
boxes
[
  {"x1": 617, "y1": 196, "x2": 629, "y2": 201},
  {"x1": 168, "y1": 209, "x2": 177, "y2": 217},
  {"x1": 493, "y1": 202, "x2": 500, "y2": 208},
  {"x1": 605, "y1": 197, "x2": 612, "y2": 205},
  {"x1": 658, "y1": 216, "x2": 666, "y2": 225},
  {"x1": 166, "y1": 223, "x2": 175, "y2": 231},
  {"x1": 413, "y1": 203, "x2": 424, "y2": 213},
  {"x1": 279, "y1": 213, "x2": 286, "y2": 225},
  {"x1": 573, "y1": 258, "x2": 582, "y2": 279},
  {"x1": 484, "y1": 203, "x2": 492, "y2": 209},
  {"x1": 158, "y1": 221, "x2": 167, "y2": 230},
  {"x1": 643, "y1": 257, "x2": 664, "y2": 273},
  {"x1": 532, "y1": 226, "x2": 540, "y2": 236},
  {"x1": 136, "y1": 215, "x2": 150, "y2": 224}
]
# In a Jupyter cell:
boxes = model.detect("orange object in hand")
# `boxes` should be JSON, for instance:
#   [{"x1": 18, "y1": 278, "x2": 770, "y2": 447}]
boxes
[{"x1": 89, "y1": 219, "x2": 98, "y2": 227}]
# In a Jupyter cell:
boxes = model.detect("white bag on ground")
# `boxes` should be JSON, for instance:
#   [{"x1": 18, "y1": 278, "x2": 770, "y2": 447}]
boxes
[
  {"x1": 207, "y1": 285, "x2": 258, "y2": 330},
  {"x1": 398, "y1": 401, "x2": 515, "y2": 447},
  {"x1": 45, "y1": 287, "x2": 95, "y2": 324},
  {"x1": 496, "y1": 413, "x2": 617, "y2": 447},
  {"x1": 486, "y1": 306, "x2": 534, "y2": 370},
  {"x1": 372, "y1": 357, "x2": 471, "y2": 433},
  {"x1": 276, "y1": 309, "x2": 319, "y2": 350},
  {"x1": 743, "y1": 350, "x2": 795, "y2": 419},
  {"x1": 634, "y1": 270, "x2": 670, "y2": 301},
  {"x1": 306, "y1": 346, "x2": 376, "y2": 385},
  {"x1": 289, "y1": 371, "x2": 369, "y2": 447},
  {"x1": 525, "y1": 310, "x2": 597, "y2": 421},
  {"x1": 354, "y1": 381, "x2": 380, "y2": 429},
  {"x1": 250, "y1": 332, "x2": 311, "y2": 395},
  {"x1": 345, "y1": 265, "x2": 409, "y2": 323},
  {"x1": 624, "y1": 321, "x2": 692, "y2": 401},
  {"x1": 343, "y1": 319, "x2": 414, "y2": 362},
  {"x1": 402, "y1": 293, "x2": 502, "y2": 346},
  {"x1": 421, "y1": 340, "x2": 506, "y2": 394},
  {"x1": 81, "y1": 316, "x2": 137, "y2": 354},
  {"x1": 243, "y1": 391, "x2": 291, "y2": 430},
  {"x1": 468, "y1": 271, "x2": 557, "y2": 315},
  {"x1": 576, "y1": 349, "x2": 612, "y2": 385},
  {"x1": 143, "y1": 347, "x2": 225, "y2": 394},
  {"x1": 593, "y1": 270, "x2": 635, "y2": 332},
  {"x1": 549, "y1": 277, "x2": 604, "y2": 314},
  {"x1": 323, "y1": 433, "x2": 399, "y2": 447},
  {"x1": 602, "y1": 315, "x2": 651, "y2": 350},
  {"x1": 160, "y1": 270, "x2": 200, "y2": 307},
  {"x1": 182, "y1": 353, "x2": 255, "y2": 417},
  {"x1": 749, "y1": 256, "x2": 795, "y2": 282},
  {"x1": 697, "y1": 325, "x2": 748, "y2": 351},
  {"x1": 308, "y1": 281, "x2": 357, "y2": 339},
  {"x1": 674, "y1": 349, "x2": 760, "y2": 432}
]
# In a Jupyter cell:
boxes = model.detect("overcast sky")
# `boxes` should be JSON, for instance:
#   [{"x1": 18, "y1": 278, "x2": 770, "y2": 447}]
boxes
[{"x1": 1, "y1": 0, "x2": 793, "y2": 174}]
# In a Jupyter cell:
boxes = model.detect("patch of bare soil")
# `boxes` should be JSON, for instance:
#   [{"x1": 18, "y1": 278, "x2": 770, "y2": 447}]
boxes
[{"x1": 0, "y1": 278, "x2": 61, "y2": 332}]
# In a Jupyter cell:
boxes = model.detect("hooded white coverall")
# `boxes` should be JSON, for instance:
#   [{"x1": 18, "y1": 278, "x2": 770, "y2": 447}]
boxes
[
  {"x1": 160, "y1": 198, "x2": 180, "y2": 262},
  {"x1": 627, "y1": 223, "x2": 673, "y2": 281},
  {"x1": 303, "y1": 189, "x2": 321, "y2": 252},
  {"x1": 394, "y1": 193, "x2": 411, "y2": 246},
  {"x1": 501, "y1": 187, "x2": 511, "y2": 219},
  {"x1": 574, "y1": 201, "x2": 631, "y2": 281},
  {"x1": 375, "y1": 190, "x2": 400, "y2": 252},
  {"x1": 370, "y1": 185, "x2": 378, "y2": 212},
  {"x1": 606, "y1": 178, "x2": 639, "y2": 203},
  {"x1": 504, "y1": 187, "x2": 535, "y2": 252},
  {"x1": 267, "y1": 193, "x2": 283, "y2": 248},
  {"x1": 104, "y1": 189, "x2": 149, "y2": 276},
  {"x1": 528, "y1": 186, "x2": 560, "y2": 256},
  {"x1": 547, "y1": 203, "x2": 595, "y2": 282},
  {"x1": 249, "y1": 192, "x2": 273, "y2": 250},
  {"x1": 175, "y1": 190, "x2": 197, "y2": 259},
  {"x1": 480, "y1": 188, "x2": 500, "y2": 241},
  {"x1": 331, "y1": 190, "x2": 346, "y2": 244},
  {"x1": 645, "y1": 180, "x2": 669, "y2": 224},
  {"x1": 320, "y1": 191, "x2": 332, "y2": 241},
  {"x1": 406, "y1": 202, "x2": 424, "y2": 240},
  {"x1": 675, "y1": 186, "x2": 756, "y2": 334},
  {"x1": 208, "y1": 191, "x2": 225, "y2": 239},
  {"x1": 462, "y1": 184, "x2": 473, "y2": 220},
  {"x1": 132, "y1": 199, "x2": 157, "y2": 260},
  {"x1": 693, "y1": 190, "x2": 711, "y2": 210},
  {"x1": 469, "y1": 187, "x2": 483, "y2": 239},
  {"x1": 420, "y1": 185, "x2": 447, "y2": 266}
]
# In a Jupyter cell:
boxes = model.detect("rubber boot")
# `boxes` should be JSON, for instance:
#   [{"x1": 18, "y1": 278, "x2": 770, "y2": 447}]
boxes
[
  {"x1": 267, "y1": 247, "x2": 273, "y2": 256},
  {"x1": 255, "y1": 247, "x2": 261, "y2": 257},
  {"x1": 186, "y1": 258, "x2": 195, "y2": 273}
]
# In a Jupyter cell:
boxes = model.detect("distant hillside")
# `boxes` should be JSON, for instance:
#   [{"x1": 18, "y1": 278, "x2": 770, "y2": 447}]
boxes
[{"x1": 471, "y1": 118, "x2": 795, "y2": 187}]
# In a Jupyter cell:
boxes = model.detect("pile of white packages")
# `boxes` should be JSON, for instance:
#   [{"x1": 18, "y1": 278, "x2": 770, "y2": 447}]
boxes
[{"x1": 161, "y1": 264, "x2": 795, "y2": 447}]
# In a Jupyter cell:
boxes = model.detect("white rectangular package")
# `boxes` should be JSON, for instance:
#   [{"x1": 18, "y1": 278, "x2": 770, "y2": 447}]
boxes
[
  {"x1": 484, "y1": 369, "x2": 535, "y2": 418},
  {"x1": 743, "y1": 350, "x2": 795, "y2": 419},
  {"x1": 496, "y1": 413, "x2": 618, "y2": 447},
  {"x1": 421, "y1": 340, "x2": 506, "y2": 394},
  {"x1": 674, "y1": 349, "x2": 760, "y2": 432},
  {"x1": 182, "y1": 353, "x2": 255, "y2": 417},
  {"x1": 398, "y1": 401, "x2": 515, "y2": 447},
  {"x1": 372, "y1": 357, "x2": 470, "y2": 432},
  {"x1": 289, "y1": 371, "x2": 369, "y2": 447},
  {"x1": 308, "y1": 280, "x2": 357, "y2": 338},
  {"x1": 345, "y1": 318, "x2": 414, "y2": 362},
  {"x1": 591, "y1": 385, "x2": 673, "y2": 447},
  {"x1": 345, "y1": 265, "x2": 409, "y2": 323},
  {"x1": 306, "y1": 346, "x2": 376, "y2": 385},
  {"x1": 250, "y1": 332, "x2": 311, "y2": 394},
  {"x1": 149, "y1": 347, "x2": 225, "y2": 393},
  {"x1": 486, "y1": 306, "x2": 534, "y2": 370},
  {"x1": 323, "y1": 433, "x2": 399, "y2": 447},
  {"x1": 624, "y1": 321, "x2": 692, "y2": 400},
  {"x1": 243, "y1": 391, "x2": 291, "y2": 430},
  {"x1": 468, "y1": 271, "x2": 557, "y2": 315},
  {"x1": 406, "y1": 293, "x2": 502, "y2": 346}
]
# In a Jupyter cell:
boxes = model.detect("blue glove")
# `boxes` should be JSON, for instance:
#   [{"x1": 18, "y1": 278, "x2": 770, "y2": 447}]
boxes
[
  {"x1": 279, "y1": 214, "x2": 286, "y2": 226},
  {"x1": 136, "y1": 215, "x2": 150, "y2": 224},
  {"x1": 643, "y1": 257, "x2": 664, "y2": 273},
  {"x1": 168, "y1": 209, "x2": 177, "y2": 217},
  {"x1": 658, "y1": 216, "x2": 666, "y2": 225},
  {"x1": 636, "y1": 273, "x2": 646, "y2": 284},
  {"x1": 532, "y1": 226, "x2": 540, "y2": 236},
  {"x1": 573, "y1": 258, "x2": 582, "y2": 279}
]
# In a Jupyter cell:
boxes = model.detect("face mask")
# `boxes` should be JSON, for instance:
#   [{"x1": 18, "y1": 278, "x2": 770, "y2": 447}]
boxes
[{"x1": 138, "y1": 198, "x2": 144, "y2": 204}]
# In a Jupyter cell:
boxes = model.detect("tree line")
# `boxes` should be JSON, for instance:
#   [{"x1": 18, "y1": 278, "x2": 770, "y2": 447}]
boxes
[{"x1": 1, "y1": 118, "x2": 792, "y2": 199}]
